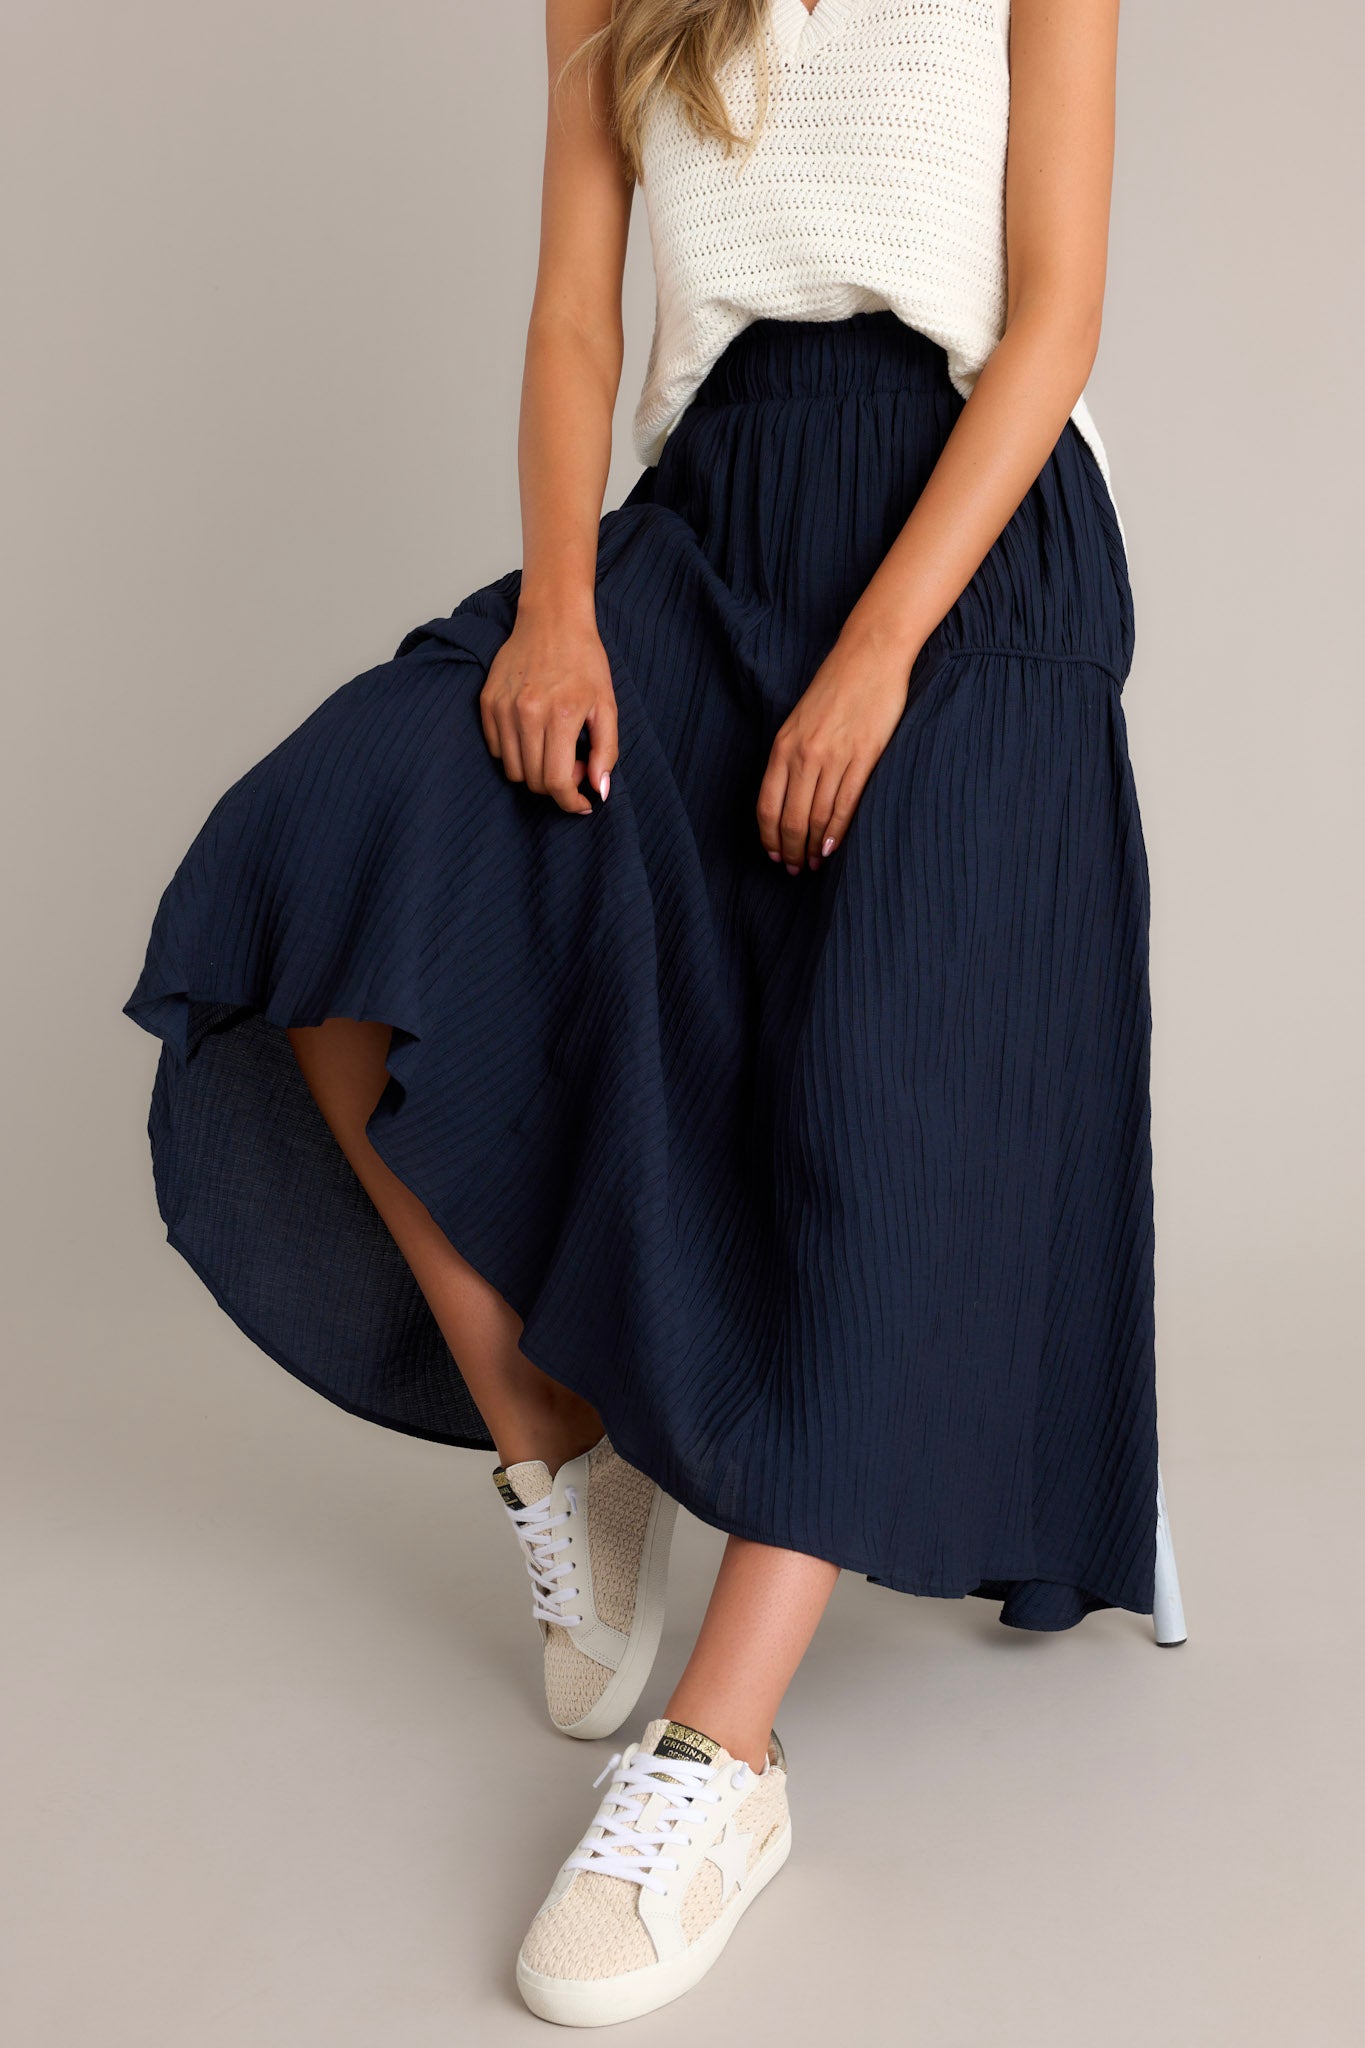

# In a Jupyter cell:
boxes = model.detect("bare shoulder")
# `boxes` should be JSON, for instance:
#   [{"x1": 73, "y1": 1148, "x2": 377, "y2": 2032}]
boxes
[
  {"x1": 1008, "y1": 0, "x2": 1121, "y2": 95},
  {"x1": 547, "y1": 0, "x2": 617, "y2": 67},
  {"x1": 1004, "y1": 0, "x2": 1120, "y2": 315}
]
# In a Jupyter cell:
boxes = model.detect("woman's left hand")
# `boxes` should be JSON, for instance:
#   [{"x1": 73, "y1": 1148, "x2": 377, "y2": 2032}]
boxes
[{"x1": 756, "y1": 627, "x2": 918, "y2": 872}]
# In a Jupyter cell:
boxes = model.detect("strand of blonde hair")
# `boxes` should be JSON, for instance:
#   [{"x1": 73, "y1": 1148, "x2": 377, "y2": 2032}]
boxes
[{"x1": 562, "y1": 0, "x2": 771, "y2": 180}]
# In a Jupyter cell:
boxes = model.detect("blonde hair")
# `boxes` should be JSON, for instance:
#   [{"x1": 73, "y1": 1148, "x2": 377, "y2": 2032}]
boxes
[{"x1": 565, "y1": 0, "x2": 771, "y2": 181}]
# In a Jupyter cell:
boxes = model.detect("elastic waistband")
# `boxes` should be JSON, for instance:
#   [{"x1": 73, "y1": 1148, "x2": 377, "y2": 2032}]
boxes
[{"x1": 690, "y1": 310, "x2": 950, "y2": 408}]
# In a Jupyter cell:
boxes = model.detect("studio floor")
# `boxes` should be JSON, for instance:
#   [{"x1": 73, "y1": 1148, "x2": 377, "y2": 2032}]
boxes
[{"x1": 5, "y1": 1329, "x2": 1359, "y2": 2048}]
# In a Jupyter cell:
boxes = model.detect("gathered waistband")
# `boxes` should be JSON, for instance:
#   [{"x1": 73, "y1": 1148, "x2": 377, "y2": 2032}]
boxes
[{"x1": 689, "y1": 310, "x2": 952, "y2": 409}]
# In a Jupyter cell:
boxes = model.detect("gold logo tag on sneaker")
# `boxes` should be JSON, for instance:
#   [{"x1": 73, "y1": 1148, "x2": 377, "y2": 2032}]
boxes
[
  {"x1": 652, "y1": 1721, "x2": 723, "y2": 1767},
  {"x1": 493, "y1": 1466, "x2": 526, "y2": 1511}
]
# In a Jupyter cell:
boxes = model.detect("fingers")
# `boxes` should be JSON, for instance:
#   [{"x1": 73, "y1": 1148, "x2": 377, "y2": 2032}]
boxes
[
  {"x1": 805, "y1": 762, "x2": 847, "y2": 867},
  {"x1": 777, "y1": 751, "x2": 821, "y2": 870},
  {"x1": 479, "y1": 690, "x2": 502, "y2": 762},
  {"x1": 541, "y1": 704, "x2": 593, "y2": 815},
  {"x1": 515, "y1": 694, "x2": 548, "y2": 795},
  {"x1": 760, "y1": 732, "x2": 878, "y2": 874},
  {"x1": 480, "y1": 669, "x2": 616, "y2": 818},
  {"x1": 493, "y1": 703, "x2": 526, "y2": 786},
  {"x1": 759, "y1": 734, "x2": 824, "y2": 872},
  {"x1": 823, "y1": 756, "x2": 873, "y2": 857},
  {"x1": 586, "y1": 692, "x2": 619, "y2": 804},
  {"x1": 755, "y1": 753, "x2": 789, "y2": 865},
  {"x1": 480, "y1": 653, "x2": 513, "y2": 770}
]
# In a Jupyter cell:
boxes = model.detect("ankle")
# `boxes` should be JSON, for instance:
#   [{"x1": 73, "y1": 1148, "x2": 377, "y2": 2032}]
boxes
[
  {"x1": 661, "y1": 1696, "x2": 772, "y2": 1776},
  {"x1": 496, "y1": 1383, "x2": 603, "y2": 1476}
]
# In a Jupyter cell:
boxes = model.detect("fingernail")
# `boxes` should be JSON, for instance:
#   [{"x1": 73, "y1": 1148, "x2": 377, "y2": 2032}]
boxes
[
  {"x1": 822, "y1": 838, "x2": 836, "y2": 857},
  {"x1": 598, "y1": 772, "x2": 610, "y2": 801},
  {"x1": 785, "y1": 862, "x2": 800, "y2": 876},
  {"x1": 767, "y1": 850, "x2": 781, "y2": 862},
  {"x1": 808, "y1": 854, "x2": 820, "y2": 870}
]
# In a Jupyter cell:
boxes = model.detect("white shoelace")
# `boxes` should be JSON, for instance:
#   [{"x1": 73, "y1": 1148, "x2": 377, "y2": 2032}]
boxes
[
  {"x1": 506, "y1": 1488, "x2": 582, "y2": 1628},
  {"x1": 566, "y1": 1750, "x2": 750, "y2": 1895}
]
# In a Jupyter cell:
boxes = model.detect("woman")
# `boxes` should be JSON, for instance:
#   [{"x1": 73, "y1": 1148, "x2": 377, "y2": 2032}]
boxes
[{"x1": 125, "y1": 0, "x2": 1155, "y2": 2025}]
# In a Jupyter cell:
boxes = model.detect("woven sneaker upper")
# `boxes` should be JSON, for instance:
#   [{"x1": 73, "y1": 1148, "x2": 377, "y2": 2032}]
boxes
[
  {"x1": 580, "y1": 1441, "x2": 656, "y2": 1633},
  {"x1": 520, "y1": 1719, "x2": 790, "y2": 1982},
  {"x1": 494, "y1": 1438, "x2": 660, "y2": 1733}
]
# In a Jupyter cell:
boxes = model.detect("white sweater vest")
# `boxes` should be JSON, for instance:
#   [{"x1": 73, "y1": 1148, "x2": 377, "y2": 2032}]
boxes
[{"x1": 633, "y1": 0, "x2": 1112, "y2": 496}]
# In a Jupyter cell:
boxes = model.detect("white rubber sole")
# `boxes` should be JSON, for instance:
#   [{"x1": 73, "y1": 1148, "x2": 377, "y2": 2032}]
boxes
[
  {"x1": 555, "y1": 1487, "x2": 679, "y2": 1742},
  {"x1": 516, "y1": 1818, "x2": 792, "y2": 2027}
]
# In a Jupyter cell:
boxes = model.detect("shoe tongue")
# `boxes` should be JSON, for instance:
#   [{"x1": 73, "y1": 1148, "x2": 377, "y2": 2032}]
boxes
[
  {"x1": 642, "y1": 1718, "x2": 729, "y2": 1773},
  {"x1": 598, "y1": 1723, "x2": 731, "y2": 1850},
  {"x1": 492, "y1": 1459, "x2": 553, "y2": 1510}
]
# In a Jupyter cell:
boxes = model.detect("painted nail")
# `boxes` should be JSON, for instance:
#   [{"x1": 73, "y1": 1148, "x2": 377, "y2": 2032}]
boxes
[
  {"x1": 598, "y1": 772, "x2": 610, "y2": 802},
  {"x1": 808, "y1": 854, "x2": 820, "y2": 869},
  {"x1": 767, "y1": 850, "x2": 781, "y2": 862},
  {"x1": 822, "y1": 838, "x2": 836, "y2": 857},
  {"x1": 785, "y1": 862, "x2": 801, "y2": 876}
]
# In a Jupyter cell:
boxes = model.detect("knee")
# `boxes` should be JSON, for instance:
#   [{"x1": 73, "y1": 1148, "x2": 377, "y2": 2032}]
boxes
[{"x1": 287, "y1": 1017, "x2": 393, "y2": 1138}]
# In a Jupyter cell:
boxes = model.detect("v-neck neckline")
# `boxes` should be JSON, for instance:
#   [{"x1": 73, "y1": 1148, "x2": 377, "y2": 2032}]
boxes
[{"x1": 769, "y1": 0, "x2": 858, "y2": 63}]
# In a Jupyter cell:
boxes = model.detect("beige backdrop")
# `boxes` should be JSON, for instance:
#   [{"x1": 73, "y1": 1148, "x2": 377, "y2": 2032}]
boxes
[{"x1": 4, "y1": 4, "x2": 1362, "y2": 2044}]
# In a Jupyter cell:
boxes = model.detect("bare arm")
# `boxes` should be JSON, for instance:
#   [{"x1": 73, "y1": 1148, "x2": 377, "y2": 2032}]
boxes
[
  {"x1": 758, "y1": 0, "x2": 1121, "y2": 871},
  {"x1": 479, "y1": 0, "x2": 632, "y2": 815}
]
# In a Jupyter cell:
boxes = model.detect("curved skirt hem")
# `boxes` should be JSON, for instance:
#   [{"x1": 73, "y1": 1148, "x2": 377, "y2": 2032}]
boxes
[
  {"x1": 159, "y1": 1197, "x2": 1150, "y2": 1638},
  {"x1": 125, "y1": 314, "x2": 1156, "y2": 1642}
]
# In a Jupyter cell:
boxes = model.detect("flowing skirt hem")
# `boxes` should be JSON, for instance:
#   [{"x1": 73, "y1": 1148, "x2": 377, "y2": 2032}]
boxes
[
  {"x1": 164, "y1": 1216, "x2": 1151, "y2": 1633},
  {"x1": 141, "y1": 1048, "x2": 1152, "y2": 1643}
]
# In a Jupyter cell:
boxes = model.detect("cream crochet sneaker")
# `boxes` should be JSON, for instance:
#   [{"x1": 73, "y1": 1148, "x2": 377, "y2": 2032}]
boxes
[
  {"x1": 516, "y1": 1718, "x2": 791, "y2": 2027},
  {"x1": 494, "y1": 1438, "x2": 677, "y2": 1741}
]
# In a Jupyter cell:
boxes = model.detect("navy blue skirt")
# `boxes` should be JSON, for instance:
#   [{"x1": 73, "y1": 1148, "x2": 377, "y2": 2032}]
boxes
[{"x1": 125, "y1": 313, "x2": 1157, "y2": 1631}]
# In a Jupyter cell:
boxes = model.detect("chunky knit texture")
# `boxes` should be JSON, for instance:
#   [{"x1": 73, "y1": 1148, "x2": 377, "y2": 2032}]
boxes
[
  {"x1": 678, "y1": 1770, "x2": 789, "y2": 1945},
  {"x1": 520, "y1": 1857, "x2": 656, "y2": 1981},
  {"x1": 584, "y1": 1440, "x2": 658, "y2": 1635},
  {"x1": 498, "y1": 1455, "x2": 607, "y2": 1728},
  {"x1": 498, "y1": 1440, "x2": 671, "y2": 1735},
  {"x1": 634, "y1": 0, "x2": 1111, "y2": 493},
  {"x1": 519, "y1": 1721, "x2": 790, "y2": 1983}
]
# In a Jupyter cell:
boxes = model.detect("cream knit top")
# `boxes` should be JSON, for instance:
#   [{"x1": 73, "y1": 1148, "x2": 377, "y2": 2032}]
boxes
[{"x1": 633, "y1": 0, "x2": 1112, "y2": 495}]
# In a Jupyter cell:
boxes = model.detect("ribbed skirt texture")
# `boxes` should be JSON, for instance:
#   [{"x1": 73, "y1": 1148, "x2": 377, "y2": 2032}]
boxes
[{"x1": 125, "y1": 313, "x2": 1157, "y2": 1630}]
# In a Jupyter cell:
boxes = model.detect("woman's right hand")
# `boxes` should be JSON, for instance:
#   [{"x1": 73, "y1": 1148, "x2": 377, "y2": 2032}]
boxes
[{"x1": 479, "y1": 598, "x2": 618, "y2": 817}]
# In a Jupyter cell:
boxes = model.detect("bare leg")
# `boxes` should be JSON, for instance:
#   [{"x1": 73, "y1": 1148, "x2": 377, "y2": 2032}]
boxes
[
  {"x1": 286, "y1": 1017, "x2": 602, "y2": 1473},
  {"x1": 665, "y1": 1537, "x2": 840, "y2": 1771},
  {"x1": 290, "y1": 1018, "x2": 836, "y2": 1756}
]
